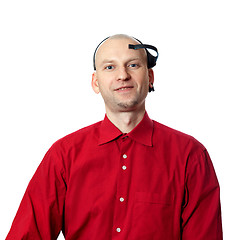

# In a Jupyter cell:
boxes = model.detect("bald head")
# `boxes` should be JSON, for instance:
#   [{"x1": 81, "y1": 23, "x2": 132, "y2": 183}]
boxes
[{"x1": 94, "y1": 34, "x2": 147, "y2": 71}]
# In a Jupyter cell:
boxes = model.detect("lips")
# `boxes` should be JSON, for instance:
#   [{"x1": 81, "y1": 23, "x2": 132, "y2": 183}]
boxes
[{"x1": 114, "y1": 86, "x2": 134, "y2": 91}]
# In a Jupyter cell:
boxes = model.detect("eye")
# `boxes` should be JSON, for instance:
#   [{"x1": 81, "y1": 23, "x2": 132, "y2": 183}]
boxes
[
  {"x1": 105, "y1": 65, "x2": 114, "y2": 70},
  {"x1": 128, "y1": 63, "x2": 138, "y2": 68}
]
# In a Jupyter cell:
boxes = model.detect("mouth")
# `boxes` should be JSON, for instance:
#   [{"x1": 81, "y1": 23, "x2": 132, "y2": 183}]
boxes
[{"x1": 114, "y1": 86, "x2": 134, "y2": 91}]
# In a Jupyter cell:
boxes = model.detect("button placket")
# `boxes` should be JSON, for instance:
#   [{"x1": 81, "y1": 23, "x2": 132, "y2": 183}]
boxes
[{"x1": 113, "y1": 136, "x2": 131, "y2": 236}]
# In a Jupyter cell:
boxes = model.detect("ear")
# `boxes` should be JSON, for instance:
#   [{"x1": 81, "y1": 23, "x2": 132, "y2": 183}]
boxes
[
  {"x1": 148, "y1": 68, "x2": 154, "y2": 88},
  {"x1": 91, "y1": 72, "x2": 100, "y2": 94}
]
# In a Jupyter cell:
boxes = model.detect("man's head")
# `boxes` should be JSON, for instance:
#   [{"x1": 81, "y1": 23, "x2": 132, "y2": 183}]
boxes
[{"x1": 91, "y1": 34, "x2": 155, "y2": 113}]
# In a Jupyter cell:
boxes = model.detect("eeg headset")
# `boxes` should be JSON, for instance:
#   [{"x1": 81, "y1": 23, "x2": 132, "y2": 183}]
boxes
[{"x1": 93, "y1": 36, "x2": 159, "y2": 92}]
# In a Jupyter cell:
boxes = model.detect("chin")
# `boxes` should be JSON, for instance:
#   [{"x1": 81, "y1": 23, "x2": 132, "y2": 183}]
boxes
[{"x1": 117, "y1": 100, "x2": 139, "y2": 109}]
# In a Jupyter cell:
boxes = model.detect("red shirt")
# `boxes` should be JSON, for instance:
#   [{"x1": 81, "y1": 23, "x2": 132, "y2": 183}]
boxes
[{"x1": 6, "y1": 112, "x2": 222, "y2": 239}]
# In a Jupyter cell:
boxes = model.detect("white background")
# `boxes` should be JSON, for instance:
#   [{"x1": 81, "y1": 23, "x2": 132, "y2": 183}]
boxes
[{"x1": 0, "y1": 0, "x2": 231, "y2": 239}]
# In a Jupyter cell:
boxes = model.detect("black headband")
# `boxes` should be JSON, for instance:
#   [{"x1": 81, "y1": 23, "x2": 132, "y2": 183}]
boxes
[
  {"x1": 128, "y1": 43, "x2": 159, "y2": 69},
  {"x1": 93, "y1": 37, "x2": 159, "y2": 70}
]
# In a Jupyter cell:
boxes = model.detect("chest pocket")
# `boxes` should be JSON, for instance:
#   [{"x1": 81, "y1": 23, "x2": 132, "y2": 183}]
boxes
[{"x1": 131, "y1": 192, "x2": 174, "y2": 240}]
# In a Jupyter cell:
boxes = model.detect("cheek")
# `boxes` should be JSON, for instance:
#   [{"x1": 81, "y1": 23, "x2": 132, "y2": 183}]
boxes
[
  {"x1": 98, "y1": 79, "x2": 112, "y2": 93},
  {"x1": 137, "y1": 73, "x2": 149, "y2": 89}
]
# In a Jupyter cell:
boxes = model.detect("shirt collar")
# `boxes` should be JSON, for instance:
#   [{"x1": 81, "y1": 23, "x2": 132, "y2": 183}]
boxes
[{"x1": 98, "y1": 111, "x2": 153, "y2": 146}]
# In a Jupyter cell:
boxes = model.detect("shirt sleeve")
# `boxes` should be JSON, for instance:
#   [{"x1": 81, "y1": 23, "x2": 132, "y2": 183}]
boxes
[
  {"x1": 181, "y1": 148, "x2": 223, "y2": 239},
  {"x1": 6, "y1": 144, "x2": 67, "y2": 240}
]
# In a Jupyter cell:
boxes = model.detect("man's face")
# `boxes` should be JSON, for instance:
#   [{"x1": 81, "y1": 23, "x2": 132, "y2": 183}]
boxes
[{"x1": 92, "y1": 37, "x2": 154, "y2": 113}]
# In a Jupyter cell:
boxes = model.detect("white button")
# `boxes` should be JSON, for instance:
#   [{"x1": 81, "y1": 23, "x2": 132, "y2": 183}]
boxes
[
  {"x1": 123, "y1": 154, "x2": 127, "y2": 159},
  {"x1": 122, "y1": 165, "x2": 127, "y2": 170},
  {"x1": 120, "y1": 197, "x2": 124, "y2": 202},
  {"x1": 116, "y1": 227, "x2": 121, "y2": 232}
]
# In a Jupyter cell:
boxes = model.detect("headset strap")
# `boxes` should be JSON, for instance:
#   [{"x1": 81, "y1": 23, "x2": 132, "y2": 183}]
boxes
[{"x1": 128, "y1": 44, "x2": 159, "y2": 58}]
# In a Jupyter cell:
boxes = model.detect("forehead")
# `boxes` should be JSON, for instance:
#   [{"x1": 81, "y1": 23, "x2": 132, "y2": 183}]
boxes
[{"x1": 95, "y1": 37, "x2": 147, "y2": 64}]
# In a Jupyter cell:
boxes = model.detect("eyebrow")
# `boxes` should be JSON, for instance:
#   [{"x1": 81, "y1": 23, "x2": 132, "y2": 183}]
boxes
[{"x1": 100, "y1": 57, "x2": 142, "y2": 65}]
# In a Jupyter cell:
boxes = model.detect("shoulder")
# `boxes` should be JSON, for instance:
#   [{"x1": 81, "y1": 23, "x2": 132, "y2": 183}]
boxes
[
  {"x1": 153, "y1": 120, "x2": 197, "y2": 141},
  {"x1": 50, "y1": 120, "x2": 102, "y2": 152},
  {"x1": 153, "y1": 120, "x2": 206, "y2": 157}
]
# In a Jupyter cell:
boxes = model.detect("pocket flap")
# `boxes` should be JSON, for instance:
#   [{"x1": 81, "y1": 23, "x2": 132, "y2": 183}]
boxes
[{"x1": 135, "y1": 192, "x2": 173, "y2": 205}]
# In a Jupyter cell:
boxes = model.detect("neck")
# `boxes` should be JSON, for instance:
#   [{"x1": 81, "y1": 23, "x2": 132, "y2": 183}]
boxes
[{"x1": 105, "y1": 107, "x2": 146, "y2": 133}]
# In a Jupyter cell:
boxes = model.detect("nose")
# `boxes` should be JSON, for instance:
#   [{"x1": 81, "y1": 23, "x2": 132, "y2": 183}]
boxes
[{"x1": 117, "y1": 67, "x2": 131, "y2": 81}]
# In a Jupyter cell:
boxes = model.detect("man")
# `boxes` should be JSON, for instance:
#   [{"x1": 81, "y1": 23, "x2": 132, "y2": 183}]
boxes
[{"x1": 6, "y1": 34, "x2": 223, "y2": 239}]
